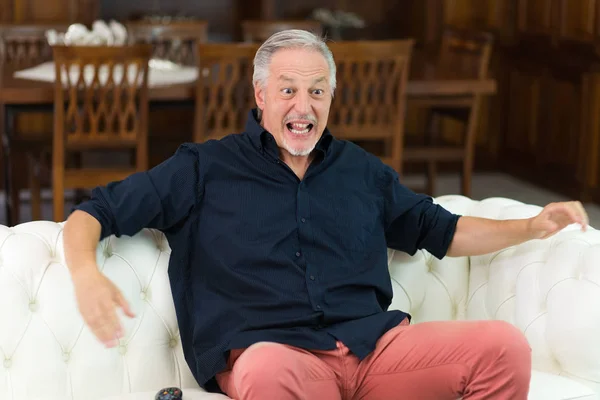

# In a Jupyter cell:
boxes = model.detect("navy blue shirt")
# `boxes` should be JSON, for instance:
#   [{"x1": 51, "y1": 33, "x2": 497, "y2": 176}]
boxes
[{"x1": 74, "y1": 109, "x2": 460, "y2": 393}]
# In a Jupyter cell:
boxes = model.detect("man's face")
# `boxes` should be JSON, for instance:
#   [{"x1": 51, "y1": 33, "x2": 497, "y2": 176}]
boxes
[{"x1": 254, "y1": 47, "x2": 332, "y2": 159}]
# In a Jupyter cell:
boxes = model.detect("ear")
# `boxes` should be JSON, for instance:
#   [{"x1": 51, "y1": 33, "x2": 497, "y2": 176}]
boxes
[{"x1": 254, "y1": 83, "x2": 266, "y2": 111}]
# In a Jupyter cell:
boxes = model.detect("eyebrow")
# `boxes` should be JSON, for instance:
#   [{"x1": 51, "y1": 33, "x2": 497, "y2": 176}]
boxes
[{"x1": 278, "y1": 75, "x2": 327, "y2": 85}]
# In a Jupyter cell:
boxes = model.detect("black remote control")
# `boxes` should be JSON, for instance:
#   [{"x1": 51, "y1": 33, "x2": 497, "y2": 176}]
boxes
[{"x1": 155, "y1": 387, "x2": 183, "y2": 400}]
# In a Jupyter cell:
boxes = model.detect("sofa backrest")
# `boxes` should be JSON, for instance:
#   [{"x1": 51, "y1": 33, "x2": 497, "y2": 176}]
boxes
[
  {"x1": 387, "y1": 195, "x2": 548, "y2": 324},
  {"x1": 391, "y1": 195, "x2": 600, "y2": 394}
]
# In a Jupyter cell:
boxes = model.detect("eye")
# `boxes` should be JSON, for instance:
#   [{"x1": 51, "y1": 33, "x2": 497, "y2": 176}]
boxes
[
  {"x1": 281, "y1": 88, "x2": 293, "y2": 95},
  {"x1": 313, "y1": 89, "x2": 324, "y2": 95}
]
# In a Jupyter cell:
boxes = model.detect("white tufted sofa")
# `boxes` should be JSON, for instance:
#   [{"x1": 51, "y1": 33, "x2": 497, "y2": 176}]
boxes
[{"x1": 1, "y1": 195, "x2": 599, "y2": 400}]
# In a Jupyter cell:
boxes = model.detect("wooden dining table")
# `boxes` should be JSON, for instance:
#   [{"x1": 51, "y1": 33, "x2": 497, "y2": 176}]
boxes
[{"x1": 0, "y1": 58, "x2": 496, "y2": 225}]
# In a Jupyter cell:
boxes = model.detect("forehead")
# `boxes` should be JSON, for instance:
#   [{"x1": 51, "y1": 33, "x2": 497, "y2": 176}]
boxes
[{"x1": 269, "y1": 48, "x2": 329, "y2": 81}]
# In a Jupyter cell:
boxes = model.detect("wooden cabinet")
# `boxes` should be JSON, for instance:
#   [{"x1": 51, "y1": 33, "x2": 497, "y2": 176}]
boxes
[{"x1": 0, "y1": 0, "x2": 98, "y2": 24}]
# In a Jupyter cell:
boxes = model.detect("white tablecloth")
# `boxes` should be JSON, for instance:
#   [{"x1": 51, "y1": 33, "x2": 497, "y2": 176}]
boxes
[{"x1": 13, "y1": 61, "x2": 198, "y2": 87}]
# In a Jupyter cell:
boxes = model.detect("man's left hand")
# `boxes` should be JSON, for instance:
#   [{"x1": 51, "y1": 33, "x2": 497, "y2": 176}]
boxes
[{"x1": 529, "y1": 201, "x2": 589, "y2": 240}]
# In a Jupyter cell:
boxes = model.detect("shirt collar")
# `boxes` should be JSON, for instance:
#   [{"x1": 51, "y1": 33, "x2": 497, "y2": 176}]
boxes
[{"x1": 244, "y1": 109, "x2": 334, "y2": 158}]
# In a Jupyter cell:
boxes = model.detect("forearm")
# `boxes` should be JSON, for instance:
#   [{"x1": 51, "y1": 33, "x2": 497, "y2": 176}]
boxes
[
  {"x1": 446, "y1": 216, "x2": 534, "y2": 257},
  {"x1": 64, "y1": 210, "x2": 102, "y2": 278}
]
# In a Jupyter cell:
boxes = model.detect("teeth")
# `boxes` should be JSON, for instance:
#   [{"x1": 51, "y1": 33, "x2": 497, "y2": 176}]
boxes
[
  {"x1": 287, "y1": 122, "x2": 311, "y2": 135},
  {"x1": 290, "y1": 127, "x2": 309, "y2": 135}
]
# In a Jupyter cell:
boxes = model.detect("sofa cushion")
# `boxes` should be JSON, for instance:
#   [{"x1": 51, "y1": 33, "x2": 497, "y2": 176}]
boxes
[{"x1": 528, "y1": 371, "x2": 597, "y2": 400}]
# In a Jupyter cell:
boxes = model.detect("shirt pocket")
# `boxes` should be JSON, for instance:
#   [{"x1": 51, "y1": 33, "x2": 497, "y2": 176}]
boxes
[{"x1": 311, "y1": 192, "x2": 381, "y2": 253}]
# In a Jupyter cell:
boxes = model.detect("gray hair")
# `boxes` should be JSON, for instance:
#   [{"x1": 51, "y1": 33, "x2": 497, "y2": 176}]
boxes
[{"x1": 252, "y1": 29, "x2": 337, "y2": 96}]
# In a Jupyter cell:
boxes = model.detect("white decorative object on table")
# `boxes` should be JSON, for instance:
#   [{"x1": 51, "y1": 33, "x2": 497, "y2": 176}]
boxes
[
  {"x1": 310, "y1": 8, "x2": 365, "y2": 40},
  {"x1": 44, "y1": 20, "x2": 129, "y2": 46}
]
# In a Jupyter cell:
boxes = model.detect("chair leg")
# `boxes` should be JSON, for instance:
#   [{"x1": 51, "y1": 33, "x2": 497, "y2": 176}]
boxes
[
  {"x1": 426, "y1": 161, "x2": 437, "y2": 196},
  {"x1": 461, "y1": 159, "x2": 472, "y2": 198},
  {"x1": 53, "y1": 169, "x2": 65, "y2": 223},
  {"x1": 461, "y1": 95, "x2": 483, "y2": 198},
  {"x1": 9, "y1": 157, "x2": 20, "y2": 224},
  {"x1": 28, "y1": 154, "x2": 42, "y2": 221}
]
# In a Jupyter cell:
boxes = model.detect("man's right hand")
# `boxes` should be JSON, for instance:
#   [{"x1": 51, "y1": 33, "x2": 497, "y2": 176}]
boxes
[{"x1": 72, "y1": 268, "x2": 136, "y2": 347}]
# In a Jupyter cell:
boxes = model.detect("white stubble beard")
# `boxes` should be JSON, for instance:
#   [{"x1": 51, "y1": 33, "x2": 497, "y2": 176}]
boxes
[{"x1": 281, "y1": 135, "x2": 317, "y2": 156}]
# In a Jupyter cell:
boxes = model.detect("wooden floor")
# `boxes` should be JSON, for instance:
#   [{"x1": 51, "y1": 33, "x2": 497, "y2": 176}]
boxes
[{"x1": 2, "y1": 172, "x2": 600, "y2": 227}]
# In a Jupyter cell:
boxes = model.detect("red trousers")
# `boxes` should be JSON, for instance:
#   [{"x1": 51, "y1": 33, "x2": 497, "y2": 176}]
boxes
[{"x1": 216, "y1": 318, "x2": 532, "y2": 400}]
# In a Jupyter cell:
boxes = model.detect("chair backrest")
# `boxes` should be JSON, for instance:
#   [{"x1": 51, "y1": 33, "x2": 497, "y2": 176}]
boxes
[
  {"x1": 193, "y1": 42, "x2": 260, "y2": 143},
  {"x1": 437, "y1": 26, "x2": 494, "y2": 79},
  {"x1": 241, "y1": 20, "x2": 323, "y2": 43},
  {"x1": 327, "y1": 39, "x2": 414, "y2": 172},
  {"x1": 126, "y1": 21, "x2": 209, "y2": 66},
  {"x1": 0, "y1": 23, "x2": 68, "y2": 67},
  {"x1": 52, "y1": 44, "x2": 151, "y2": 166}
]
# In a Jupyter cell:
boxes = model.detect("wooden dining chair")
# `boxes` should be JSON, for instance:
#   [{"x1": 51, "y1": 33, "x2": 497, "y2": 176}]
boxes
[
  {"x1": 0, "y1": 23, "x2": 68, "y2": 223},
  {"x1": 193, "y1": 42, "x2": 260, "y2": 143},
  {"x1": 126, "y1": 20, "x2": 209, "y2": 66},
  {"x1": 404, "y1": 26, "x2": 494, "y2": 197},
  {"x1": 48, "y1": 44, "x2": 151, "y2": 221},
  {"x1": 326, "y1": 39, "x2": 415, "y2": 174},
  {"x1": 241, "y1": 20, "x2": 324, "y2": 43},
  {"x1": 0, "y1": 23, "x2": 67, "y2": 67},
  {"x1": 126, "y1": 20, "x2": 209, "y2": 171}
]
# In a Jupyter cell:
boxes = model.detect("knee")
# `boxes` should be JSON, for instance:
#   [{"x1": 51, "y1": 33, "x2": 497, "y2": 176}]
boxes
[
  {"x1": 232, "y1": 342, "x2": 299, "y2": 392},
  {"x1": 481, "y1": 320, "x2": 532, "y2": 372}
]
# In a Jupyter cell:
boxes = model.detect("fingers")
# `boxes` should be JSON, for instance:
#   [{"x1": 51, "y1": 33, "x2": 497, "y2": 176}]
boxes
[
  {"x1": 561, "y1": 201, "x2": 589, "y2": 230},
  {"x1": 546, "y1": 201, "x2": 589, "y2": 232},
  {"x1": 89, "y1": 300, "x2": 122, "y2": 347},
  {"x1": 573, "y1": 201, "x2": 589, "y2": 231},
  {"x1": 115, "y1": 290, "x2": 136, "y2": 319}
]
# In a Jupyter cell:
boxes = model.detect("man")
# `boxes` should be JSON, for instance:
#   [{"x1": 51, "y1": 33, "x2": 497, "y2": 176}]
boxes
[{"x1": 64, "y1": 30, "x2": 588, "y2": 400}]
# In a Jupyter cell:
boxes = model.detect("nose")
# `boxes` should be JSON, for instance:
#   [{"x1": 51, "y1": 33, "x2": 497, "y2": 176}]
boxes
[{"x1": 293, "y1": 91, "x2": 311, "y2": 115}]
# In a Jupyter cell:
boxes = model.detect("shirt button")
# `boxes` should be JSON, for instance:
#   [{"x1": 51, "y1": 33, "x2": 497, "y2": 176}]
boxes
[
  {"x1": 295, "y1": 251, "x2": 301, "y2": 257},
  {"x1": 316, "y1": 305, "x2": 321, "y2": 310},
  {"x1": 309, "y1": 275, "x2": 315, "y2": 281},
  {"x1": 301, "y1": 218, "x2": 306, "y2": 223}
]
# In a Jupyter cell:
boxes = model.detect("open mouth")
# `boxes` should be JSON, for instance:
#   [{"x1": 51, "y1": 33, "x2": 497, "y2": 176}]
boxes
[{"x1": 286, "y1": 122, "x2": 314, "y2": 135}]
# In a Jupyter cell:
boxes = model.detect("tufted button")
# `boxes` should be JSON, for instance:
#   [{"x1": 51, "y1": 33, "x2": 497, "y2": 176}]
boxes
[
  {"x1": 169, "y1": 338, "x2": 178, "y2": 348},
  {"x1": 63, "y1": 351, "x2": 70, "y2": 362},
  {"x1": 139, "y1": 290, "x2": 147, "y2": 300},
  {"x1": 29, "y1": 300, "x2": 38, "y2": 312},
  {"x1": 3, "y1": 358, "x2": 11, "y2": 369},
  {"x1": 450, "y1": 303, "x2": 456, "y2": 319},
  {"x1": 118, "y1": 344, "x2": 127, "y2": 355}
]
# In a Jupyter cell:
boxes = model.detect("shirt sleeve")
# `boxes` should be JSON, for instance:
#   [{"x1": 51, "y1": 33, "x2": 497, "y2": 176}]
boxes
[
  {"x1": 378, "y1": 164, "x2": 461, "y2": 259},
  {"x1": 72, "y1": 143, "x2": 203, "y2": 240}
]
